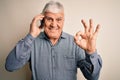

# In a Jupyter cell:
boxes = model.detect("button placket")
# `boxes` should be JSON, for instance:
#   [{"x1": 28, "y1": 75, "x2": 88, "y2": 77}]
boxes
[{"x1": 51, "y1": 47, "x2": 56, "y2": 80}]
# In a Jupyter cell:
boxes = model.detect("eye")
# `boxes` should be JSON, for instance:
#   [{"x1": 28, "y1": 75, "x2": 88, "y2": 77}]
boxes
[
  {"x1": 56, "y1": 18, "x2": 62, "y2": 22},
  {"x1": 45, "y1": 17, "x2": 53, "y2": 22}
]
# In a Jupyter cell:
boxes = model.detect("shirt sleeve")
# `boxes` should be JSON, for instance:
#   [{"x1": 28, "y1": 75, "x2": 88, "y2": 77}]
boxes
[
  {"x1": 5, "y1": 34, "x2": 35, "y2": 72},
  {"x1": 77, "y1": 50, "x2": 102, "y2": 80}
]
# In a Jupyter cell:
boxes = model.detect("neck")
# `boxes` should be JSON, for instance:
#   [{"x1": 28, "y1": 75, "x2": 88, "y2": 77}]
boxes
[{"x1": 50, "y1": 38, "x2": 59, "y2": 45}]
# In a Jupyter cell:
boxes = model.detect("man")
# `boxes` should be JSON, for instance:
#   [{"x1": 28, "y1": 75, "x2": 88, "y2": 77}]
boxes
[{"x1": 5, "y1": 1, "x2": 102, "y2": 80}]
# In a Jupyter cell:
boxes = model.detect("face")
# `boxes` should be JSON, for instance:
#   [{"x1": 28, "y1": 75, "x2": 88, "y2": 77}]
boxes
[{"x1": 43, "y1": 11, "x2": 64, "y2": 39}]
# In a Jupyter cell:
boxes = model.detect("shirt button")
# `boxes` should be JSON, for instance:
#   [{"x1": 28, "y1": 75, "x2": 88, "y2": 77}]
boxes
[
  {"x1": 52, "y1": 55, "x2": 55, "y2": 58},
  {"x1": 52, "y1": 53, "x2": 55, "y2": 57},
  {"x1": 91, "y1": 55, "x2": 94, "y2": 58}
]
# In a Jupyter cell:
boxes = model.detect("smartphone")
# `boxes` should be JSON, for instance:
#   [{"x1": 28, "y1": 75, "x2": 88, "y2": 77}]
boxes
[{"x1": 40, "y1": 18, "x2": 44, "y2": 28}]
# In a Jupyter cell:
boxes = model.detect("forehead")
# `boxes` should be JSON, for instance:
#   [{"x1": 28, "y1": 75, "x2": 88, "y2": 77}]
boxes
[{"x1": 44, "y1": 12, "x2": 64, "y2": 18}]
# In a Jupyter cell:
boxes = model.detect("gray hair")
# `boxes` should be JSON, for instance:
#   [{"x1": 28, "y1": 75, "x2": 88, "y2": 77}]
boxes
[{"x1": 42, "y1": 1, "x2": 64, "y2": 14}]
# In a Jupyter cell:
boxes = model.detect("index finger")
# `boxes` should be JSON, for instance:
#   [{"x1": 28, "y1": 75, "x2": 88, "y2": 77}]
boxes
[{"x1": 32, "y1": 14, "x2": 44, "y2": 23}]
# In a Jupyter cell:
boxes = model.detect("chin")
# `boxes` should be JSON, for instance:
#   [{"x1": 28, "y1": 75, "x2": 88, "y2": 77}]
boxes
[
  {"x1": 48, "y1": 31, "x2": 61, "y2": 38},
  {"x1": 45, "y1": 29, "x2": 62, "y2": 39},
  {"x1": 49, "y1": 34, "x2": 60, "y2": 39}
]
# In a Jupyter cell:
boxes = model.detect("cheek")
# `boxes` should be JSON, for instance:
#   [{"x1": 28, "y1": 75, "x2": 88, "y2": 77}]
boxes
[
  {"x1": 44, "y1": 27, "x2": 49, "y2": 33},
  {"x1": 44, "y1": 21, "x2": 50, "y2": 27},
  {"x1": 60, "y1": 21, "x2": 64, "y2": 27},
  {"x1": 58, "y1": 22, "x2": 64, "y2": 28}
]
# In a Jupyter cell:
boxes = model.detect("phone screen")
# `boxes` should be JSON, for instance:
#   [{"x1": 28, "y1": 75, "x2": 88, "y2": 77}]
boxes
[{"x1": 40, "y1": 18, "x2": 44, "y2": 28}]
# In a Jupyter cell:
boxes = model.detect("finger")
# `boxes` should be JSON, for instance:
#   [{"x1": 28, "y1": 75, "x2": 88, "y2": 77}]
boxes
[
  {"x1": 89, "y1": 19, "x2": 94, "y2": 33},
  {"x1": 32, "y1": 14, "x2": 44, "y2": 24},
  {"x1": 74, "y1": 32, "x2": 83, "y2": 47},
  {"x1": 76, "y1": 31, "x2": 82, "y2": 37},
  {"x1": 94, "y1": 24, "x2": 100, "y2": 36},
  {"x1": 81, "y1": 19, "x2": 89, "y2": 33},
  {"x1": 31, "y1": 14, "x2": 44, "y2": 28},
  {"x1": 75, "y1": 31, "x2": 86, "y2": 41},
  {"x1": 74, "y1": 35, "x2": 78, "y2": 42},
  {"x1": 75, "y1": 31, "x2": 82, "y2": 41}
]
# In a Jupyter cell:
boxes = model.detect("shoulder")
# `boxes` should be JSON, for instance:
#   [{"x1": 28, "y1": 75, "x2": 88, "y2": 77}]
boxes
[{"x1": 62, "y1": 32, "x2": 74, "y2": 39}]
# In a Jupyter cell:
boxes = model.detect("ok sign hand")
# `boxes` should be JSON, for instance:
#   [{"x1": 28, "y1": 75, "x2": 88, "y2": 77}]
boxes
[{"x1": 74, "y1": 19, "x2": 100, "y2": 54}]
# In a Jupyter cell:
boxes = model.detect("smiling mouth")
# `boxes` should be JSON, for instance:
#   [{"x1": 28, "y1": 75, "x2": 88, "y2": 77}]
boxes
[{"x1": 48, "y1": 27, "x2": 59, "y2": 31}]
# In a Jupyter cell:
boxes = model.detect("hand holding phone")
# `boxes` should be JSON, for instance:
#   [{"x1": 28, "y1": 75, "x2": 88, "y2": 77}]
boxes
[{"x1": 30, "y1": 14, "x2": 44, "y2": 38}]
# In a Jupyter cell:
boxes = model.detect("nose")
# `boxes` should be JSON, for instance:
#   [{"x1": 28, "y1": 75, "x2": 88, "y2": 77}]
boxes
[{"x1": 51, "y1": 20, "x2": 57, "y2": 27}]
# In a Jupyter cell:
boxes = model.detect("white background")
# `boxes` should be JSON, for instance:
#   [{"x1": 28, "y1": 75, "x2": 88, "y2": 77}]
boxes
[{"x1": 0, "y1": 0, "x2": 120, "y2": 80}]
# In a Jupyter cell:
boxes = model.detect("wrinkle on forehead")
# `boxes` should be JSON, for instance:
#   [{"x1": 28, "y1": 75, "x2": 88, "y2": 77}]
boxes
[{"x1": 43, "y1": 10, "x2": 64, "y2": 23}]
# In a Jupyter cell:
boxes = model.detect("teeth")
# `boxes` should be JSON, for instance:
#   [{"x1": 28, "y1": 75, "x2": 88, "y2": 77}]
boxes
[{"x1": 49, "y1": 27, "x2": 58, "y2": 30}]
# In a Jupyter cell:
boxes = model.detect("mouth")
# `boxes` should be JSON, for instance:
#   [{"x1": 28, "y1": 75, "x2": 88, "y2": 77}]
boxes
[{"x1": 48, "y1": 27, "x2": 59, "y2": 32}]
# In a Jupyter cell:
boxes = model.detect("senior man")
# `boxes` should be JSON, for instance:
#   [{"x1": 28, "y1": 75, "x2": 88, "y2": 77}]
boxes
[{"x1": 5, "y1": 1, "x2": 102, "y2": 80}]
